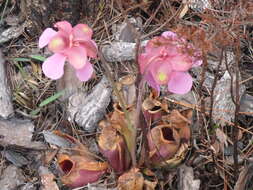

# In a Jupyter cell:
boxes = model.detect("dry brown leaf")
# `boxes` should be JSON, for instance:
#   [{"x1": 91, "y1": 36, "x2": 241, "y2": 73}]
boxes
[
  {"x1": 118, "y1": 168, "x2": 144, "y2": 190},
  {"x1": 215, "y1": 128, "x2": 228, "y2": 150}
]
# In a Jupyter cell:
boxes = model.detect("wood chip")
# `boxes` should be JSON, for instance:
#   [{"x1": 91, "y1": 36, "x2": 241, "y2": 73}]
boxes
[
  {"x1": 39, "y1": 166, "x2": 59, "y2": 190},
  {"x1": 178, "y1": 165, "x2": 200, "y2": 190},
  {"x1": 0, "y1": 119, "x2": 44, "y2": 149},
  {"x1": 0, "y1": 165, "x2": 25, "y2": 190},
  {"x1": 0, "y1": 51, "x2": 14, "y2": 118},
  {"x1": 67, "y1": 76, "x2": 112, "y2": 132}
]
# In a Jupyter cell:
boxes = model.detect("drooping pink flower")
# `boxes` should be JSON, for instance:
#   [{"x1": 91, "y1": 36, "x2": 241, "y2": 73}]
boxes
[
  {"x1": 138, "y1": 31, "x2": 202, "y2": 94},
  {"x1": 39, "y1": 21, "x2": 97, "y2": 81}
]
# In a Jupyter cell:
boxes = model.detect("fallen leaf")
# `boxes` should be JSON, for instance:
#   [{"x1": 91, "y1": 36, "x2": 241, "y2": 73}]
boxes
[{"x1": 118, "y1": 168, "x2": 144, "y2": 190}]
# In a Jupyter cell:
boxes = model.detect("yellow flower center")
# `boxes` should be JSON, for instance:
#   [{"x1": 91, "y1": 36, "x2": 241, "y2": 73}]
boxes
[
  {"x1": 82, "y1": 26, "x2": 89, "y2": 33},
  {"x1": 157, "y1": 72, "x2": 167, "y2": 82},
  {"x1": 49, "y1": 38, "x2": 65, "y2": 50}
]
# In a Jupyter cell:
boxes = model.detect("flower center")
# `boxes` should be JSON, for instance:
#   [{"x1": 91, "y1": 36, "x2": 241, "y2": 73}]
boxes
[
  {"x1": 157, "y1": 72, "x2": 167, "y2": 83},
  {"x1": 82, "y1": 26, "x2": 89, "y2": 33},
  {"x1": 48, "y1": 37, "x2": 66, "y2": 52}
]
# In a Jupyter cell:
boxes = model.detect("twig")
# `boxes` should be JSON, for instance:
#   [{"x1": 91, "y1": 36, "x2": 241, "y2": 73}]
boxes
[
  {"x1": 198, "y1": 51, "x2": 208, "y2": 139},
  {"x1": 232, "y1": 39, "x2": 241, "y2": 179},
  {"x1": 0, "y1": 0, "x2": 9, "y2": 24},
  {"x1": 208, "y1": 48, "x2": 224, "y2": 129}
]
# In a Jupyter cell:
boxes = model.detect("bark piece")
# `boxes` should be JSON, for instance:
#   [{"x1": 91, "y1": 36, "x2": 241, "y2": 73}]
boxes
[
  {"x1": 0, "y1": 22, "x2": 28, "y2": 44},
  {"x1": 0, "y1": 51, "x2": 14, "y2": 118},
  {"x1": 0, "y1": 119, "x2": 44, "y2": 149},
  {"x1": 39, "y1": 166, "x2": 59, "y2": 190},
  {"x1": 20, "y1": 183, "x2": 37, "y2": 190},
  {"x1": 240, "y1": 94, "x2": 253, "y2": 114},
  {"x1": 178, "y1": 165, "x2": 200, "y2": 190},
  {"x1": 0, "y1": 165, "x2": 26, "y2": 190},
  {"x1": 3, "y1": 150, "x2": 30, "y2": 167},
  {"x1": 102, "y1": 40, "x2": 148, "y2": 62},
  {"x1": 212, "y1": 71, "x2": 245, "y2": 126},
  {"x1": 42, "y1": 130, "x2": 74, "y2": 148},
  {"x1": 67, "y1": 76, "x2": 112, "y2": 132},
  {"x1": 112, "y1": 17, "x2": 142, "y2": 42},
  {"x1": 188, "y1": 0, "x2": 212, "y2": 12},
  {"x1": 234, "y1": 163, "x2": 253, "y2": 190},
  {"x1": 167, "y1": 91, "x2": 197, "y2": 105}
]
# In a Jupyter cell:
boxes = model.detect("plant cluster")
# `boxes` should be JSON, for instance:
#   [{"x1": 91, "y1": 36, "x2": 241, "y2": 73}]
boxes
[{"x1": 39, "y1": 20, "x2": 202, "y2": 188}]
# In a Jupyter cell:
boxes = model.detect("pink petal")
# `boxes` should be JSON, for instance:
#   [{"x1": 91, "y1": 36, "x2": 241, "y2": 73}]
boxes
[
  {"x1": 192, "y1": 59, "x2": 202, "y2": 67},
  {"x1": 161, "y1": 31, "x2": 178, "y2": 39},
  {"x1": 150, "y1": 60, "x2": 172, "y2": 85},
  {"x1": 167, "y1": 71, "x2": 193, "y2": 94},
  {"x1": 42, "y1": 53, "x2": 66, "y2": 80},
  {"x1": 54, "y1": 21, "x2": 72, "y2": 34},
  {"x1": 48, "y1": 32, "x2": 69, "y2": 53},
  {"x1": 145, "y1": 71, "x2": 160, "y2": 92},
  {"x1": 75, "y1": 60, "x2": 94, "y2": 81},
  {"x1": 66, "y1": 46, "x2": 87, "y2": 69},
  {"x1": 79, "y1": 40, "x2": 97, "y2": 58},
  {"x1": 73, "y1": 24, "x2": 93, "y2": 41},
  {"x1": 170, "y1": 55, "x2": 193, "y2": 72},
  {"x1": 39, "y1": 28, "x2": 57, "y2": 48}
]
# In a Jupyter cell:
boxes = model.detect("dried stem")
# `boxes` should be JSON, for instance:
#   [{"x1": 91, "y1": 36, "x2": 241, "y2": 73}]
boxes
[
  {"x1": 198, "y1": 51, "x2": 208, "y2": 139},
  {"x1": 232, "y1": 40, "x2": 241, "y2": 179},
  {"x1": 98, "y1": 50, "x2": 136, "y2": 166},
  {"x1": 208, "y1": 48, "x2": 224, "y2": 129}
]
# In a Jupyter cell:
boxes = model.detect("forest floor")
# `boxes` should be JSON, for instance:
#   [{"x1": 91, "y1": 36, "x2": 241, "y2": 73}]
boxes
[{"x1": 0, "y1": 0, "x2": 253, "y2": 190}]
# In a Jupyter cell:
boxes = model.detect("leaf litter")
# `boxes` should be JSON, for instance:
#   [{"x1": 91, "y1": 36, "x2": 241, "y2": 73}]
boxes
[{"x1": 1, "y1": 0, "x2": 253, "y2": 190}]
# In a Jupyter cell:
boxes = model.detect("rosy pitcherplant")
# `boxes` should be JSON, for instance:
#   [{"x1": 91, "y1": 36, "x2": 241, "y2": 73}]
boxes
[
  {"x1": 139, "y1": 31, "x2": 202, "y2": 94},
  {"x1": 39, "y1": 21, "x2": 97, "y2": 81}
]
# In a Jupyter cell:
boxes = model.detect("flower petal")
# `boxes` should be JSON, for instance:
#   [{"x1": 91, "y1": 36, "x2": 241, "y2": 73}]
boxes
[
  {"x1": 170, "y1": 55, "x2": 193, "y2": 72},
  {"x1": 80, "y1": 40, "x2": 97, "y2": 58},
  {"x1": 73, "y1": 24, "x2": 93, "y2": 41},
  {"x1": 75, "y1": 60, "x2": 93, "y2": 81},
  {"x1": 145, "y1": 71, "x2": 160, "y2": 92},
  {"x1": 42, "y1": 53, "x2": 66, "y2": 80},
  {"x1": 66, "y1": 46, "x2": 87, "y2": 69},
  {"x1": 48, "y1": 32, "x2": 69, "y2": 53},
  {"x1": 54, "y1": 21, "x2": 72, "y2": 34},
  {"x1": 38, "y1": 28, "x2": 57, "y2": 48},
  {"x1": 168, "y1": 71, "x2": 193, "y2": 94},
  {"x1": 161, "y1": 31, "x2": 178, "y2": 39},
  {"x1": 150, "y1": 61, "x2": 172, "y2": 85}
]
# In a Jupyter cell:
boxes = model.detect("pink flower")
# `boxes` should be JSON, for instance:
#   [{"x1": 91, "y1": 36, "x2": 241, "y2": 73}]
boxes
[
  {"x1": 138, "y1": 31, "x2": 202, "y2": 94},
  {"x1": 38, "y1": 21, "x2": 97, "y2": 81}
]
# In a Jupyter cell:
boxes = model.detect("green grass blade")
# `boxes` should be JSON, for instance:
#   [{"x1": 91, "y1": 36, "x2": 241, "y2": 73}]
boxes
[
  {"x1": 39, "y1": 90, "x2": 65, "y2": 107},
  {"x1": 29, "y1": 55, "x2": 46, "y2": 62},
  {"x1": 12, "y1": 58, "x2": 31, "y2": 62},
  {"x1": 29, "y1": 108, "x2": 41, "y2": 116}
]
